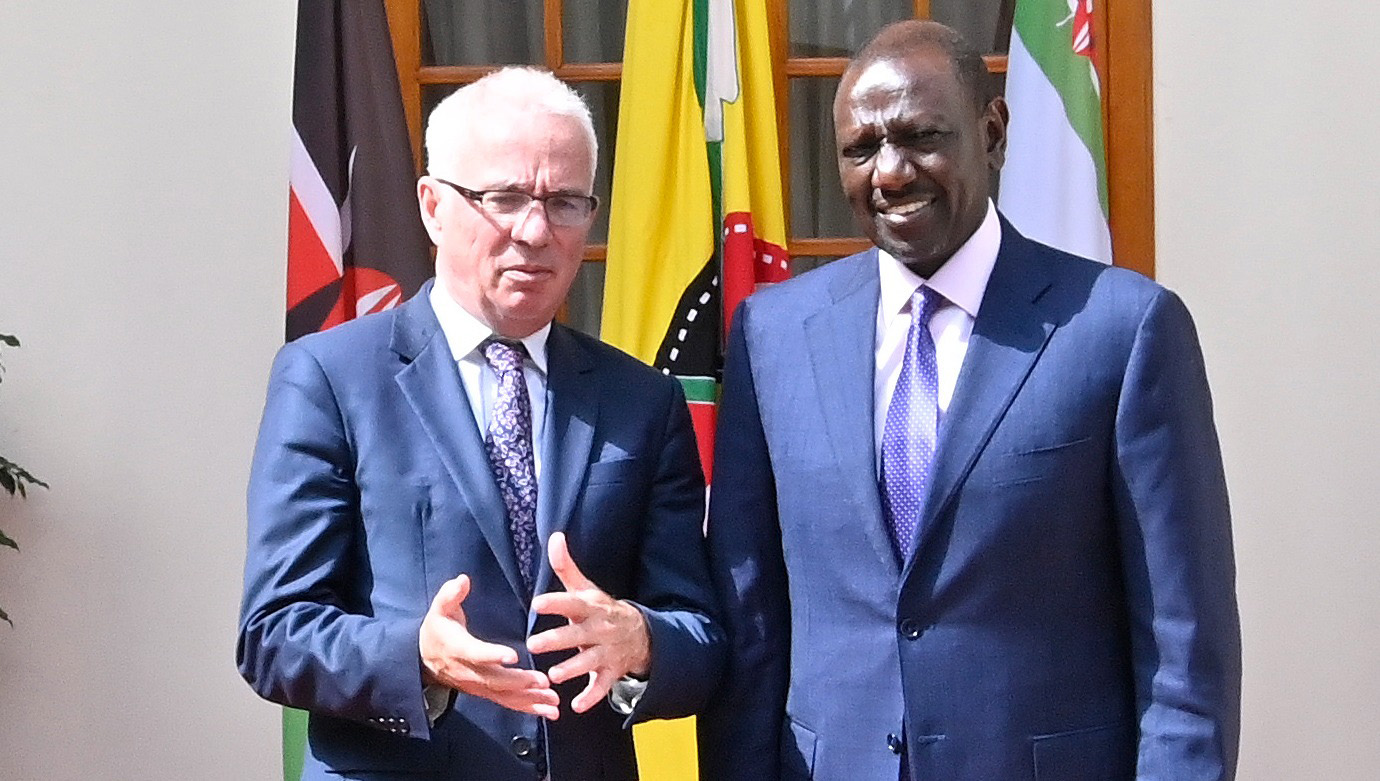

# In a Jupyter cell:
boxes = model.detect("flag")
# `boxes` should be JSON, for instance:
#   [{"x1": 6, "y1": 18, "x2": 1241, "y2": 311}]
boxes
[
  {"x1": 602, "y1": 0, "x2": 787, "y2": 776},
  {"x1": 998, "y1": 0, "x2": 1113, "y2": 263},
  {"x1": 282, "y1": 2, "x2": 429, "y2": 777},
  {"x1": 287, "y1": 0, "x2": 429, "y2": 343}
]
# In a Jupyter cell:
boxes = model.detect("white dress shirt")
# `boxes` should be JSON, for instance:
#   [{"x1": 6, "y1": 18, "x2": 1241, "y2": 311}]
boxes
[
  {"x1": 429, "y1": 283, "x2": 550, "y2": 477},
  {"x1": 425, "y1": 282, "x2": 646, "y2": 720},
  {"x1": 423, "y1": 284, "x2": 556, "y2": 724},
  {"x1": 874, "y1": 200, "x2": 1002, "y2": 470}
]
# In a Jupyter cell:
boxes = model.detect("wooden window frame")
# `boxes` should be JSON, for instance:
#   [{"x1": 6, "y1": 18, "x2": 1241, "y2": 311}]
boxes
[
  {"x1": 384, "y1": 0, "x2": 1153, "y2": 277},
  {"x1": 384, "y1": 0, "x2": 618, "y2": 263}
]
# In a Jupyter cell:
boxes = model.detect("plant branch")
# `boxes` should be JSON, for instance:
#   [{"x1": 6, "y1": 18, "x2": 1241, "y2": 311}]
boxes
[{"x1": 1, "y1": 331, "x2": 43, "y2": 628}]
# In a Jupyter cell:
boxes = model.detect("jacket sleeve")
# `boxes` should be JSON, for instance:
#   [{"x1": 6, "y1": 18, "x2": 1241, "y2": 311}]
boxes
[
  {"x1": 697, "y1": 305, "x2": 792, "y2": 779},
  {"x1": 236, "y1": 342, "x2": 432, "y2": 740},
  {"x1": 623, "y1": 373, "x2": 727, "y2": 723},
  {"x1": 1111, "y1": 289, "x2": 1242, "y2": 779}
]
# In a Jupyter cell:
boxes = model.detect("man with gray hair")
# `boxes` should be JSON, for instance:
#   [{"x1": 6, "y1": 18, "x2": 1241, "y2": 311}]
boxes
[{"x1": 239, "y1": 67, "x2": 724, "y2": 780}]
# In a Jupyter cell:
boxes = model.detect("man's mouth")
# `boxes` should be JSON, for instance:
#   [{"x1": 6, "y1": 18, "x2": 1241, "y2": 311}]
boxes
[
  {"x1": 875, "y1": 195, "x2": 935, "y2": 224},
  {"x1": 502, "y1": 266, "x2": 553, "y2": 283}
]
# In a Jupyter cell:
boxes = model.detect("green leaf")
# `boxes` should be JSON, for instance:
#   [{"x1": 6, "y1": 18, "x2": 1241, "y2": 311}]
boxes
[
  {"x1": 0, "y1": 528, "x2": 16, "y2": 550},
  {"x1": 0, "y1": 457, "x2": 47, "y2": 493},
  {"x1": 0, "y1": 333, "x2": 18, "y2": 347}
]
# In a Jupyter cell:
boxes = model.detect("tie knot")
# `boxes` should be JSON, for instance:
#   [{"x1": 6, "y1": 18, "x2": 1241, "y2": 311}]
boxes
[
  {"x1": 911, "y1": 287, "x2": 945, "y2": 326},
  {"x1": 481, "y1": 337, "x2": 527, "y2": 373}
]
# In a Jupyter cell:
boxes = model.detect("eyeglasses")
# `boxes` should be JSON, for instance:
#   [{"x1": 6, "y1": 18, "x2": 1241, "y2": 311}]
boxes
[{"x1": 433, "y1": 178, "x2": 598, "y2": 228}]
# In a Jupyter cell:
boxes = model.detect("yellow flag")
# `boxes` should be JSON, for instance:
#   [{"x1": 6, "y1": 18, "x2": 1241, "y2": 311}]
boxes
[{"x1": 604, "y1": 1, "x2": 787, "y2": 777}]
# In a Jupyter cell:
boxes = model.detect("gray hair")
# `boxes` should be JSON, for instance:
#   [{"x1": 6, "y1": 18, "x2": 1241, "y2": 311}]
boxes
[{"x1": 424, "y1": 66, "x2": 598, "y2": 180}]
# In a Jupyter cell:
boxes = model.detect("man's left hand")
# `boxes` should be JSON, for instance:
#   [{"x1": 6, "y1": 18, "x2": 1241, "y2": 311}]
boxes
[{"x1": 527, "y1": 531, "x2": 651, "y2": 714}]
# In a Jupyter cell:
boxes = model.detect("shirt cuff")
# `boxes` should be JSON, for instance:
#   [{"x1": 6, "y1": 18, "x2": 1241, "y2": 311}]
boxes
[
  {"x1": 423, "y1": 684, "x2": 454, "y2": 725},
  {"x1": 609, "y1": 675, "x2": 649, "y2": 715}
]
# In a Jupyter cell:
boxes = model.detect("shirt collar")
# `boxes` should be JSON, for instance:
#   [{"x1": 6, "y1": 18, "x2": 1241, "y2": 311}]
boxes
[
  {"x1": 428, "y1": 282, "x2": 550, "y2": 374},
  {"x1": 877, "y1": 198, "x2": 1001, "y2": 324}
]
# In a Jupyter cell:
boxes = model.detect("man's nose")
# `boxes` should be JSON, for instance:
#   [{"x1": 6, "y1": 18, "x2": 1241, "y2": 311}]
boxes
[
  {"x1": 509, "y1": 199, "x2": 553, "y2": 247},
  {"x1": 872, "y1": 142, "x2": 915, "y2": 191}
]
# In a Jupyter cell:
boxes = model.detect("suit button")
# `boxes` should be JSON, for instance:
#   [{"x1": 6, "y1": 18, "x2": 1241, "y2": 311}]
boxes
[
  {"x1": 887, "y1": 733, "x2": 904, "y2": 754},
  {"x1": 898, "y1": 619, "x2": 922, "y2": 639},
  {"x1": 511, "y1": 735, "x2": 535, "y2": 758}
]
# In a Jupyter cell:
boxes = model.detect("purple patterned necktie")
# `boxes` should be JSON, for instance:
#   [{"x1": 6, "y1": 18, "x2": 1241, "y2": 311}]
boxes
[
  {"x1": 881, "y1": 288, "x2": 943, "y2": 781},
  {"x1": 881, "y1": 287, "x2": 944, "y2": 565},
  {"x1": 481, "y1": 338, "x2": 538, "y2": 598}
]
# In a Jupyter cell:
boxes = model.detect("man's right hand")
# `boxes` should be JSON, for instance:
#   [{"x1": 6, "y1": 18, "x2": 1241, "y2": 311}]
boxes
[{"x1": 420, "y1": 574, "x2": 560, "y2": 720}]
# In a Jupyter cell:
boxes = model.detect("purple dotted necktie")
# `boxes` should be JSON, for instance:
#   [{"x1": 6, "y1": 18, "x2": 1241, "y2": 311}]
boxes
[
  {"x1": 881, "y1": 287, "x2": 944, "y2": 566},
  {"x1": 881, "y1": 288, "x2": 943, "y2": 781},
  {"x1": 481, "y1": 338, "x2": 538, "y2": 598}
]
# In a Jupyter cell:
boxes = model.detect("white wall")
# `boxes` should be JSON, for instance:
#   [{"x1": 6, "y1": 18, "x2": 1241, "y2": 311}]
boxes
[
  {"x1": 1155, "y1": 4, "x2": 1380, "y2": 779},
  {"x1": 0, "y1": 3, "x2": 292, "y2": 778},
  {"x1": 2, "y1": 2, "x2": 1378, "y2": 779}
]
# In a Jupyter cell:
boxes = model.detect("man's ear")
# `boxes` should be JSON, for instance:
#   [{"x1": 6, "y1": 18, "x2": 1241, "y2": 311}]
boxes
[
  {"x1": 984, "y1": 95, "x2": 1010, "y2": 170},
  {"x1": 417, "y1": 177, "x2": 444, "y2": 245}
]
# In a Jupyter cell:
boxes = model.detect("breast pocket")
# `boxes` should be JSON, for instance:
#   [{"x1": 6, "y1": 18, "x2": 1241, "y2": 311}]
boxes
[
  {"x1": 585, "y1": 456, "x2": 647, "y2": 487},
  {"x1": 1031, "y1": 721, "x2": 1134, "y2": 781},
  {"x1": 987, "y1": 435, "x2": 1097, "y2": 488}
]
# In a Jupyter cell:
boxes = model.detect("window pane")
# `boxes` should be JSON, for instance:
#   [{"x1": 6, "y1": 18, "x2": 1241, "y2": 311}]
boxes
[
  {"x1": 562, "y1": 260, "x2": 605, "y2": 337},
  {"x1": 571, "y1": 82, "x2": 620, "y2": 245},
  {"x1": 789, "y1": 0, "x2": 912, "y2": 58},
  {"x1": 563, "y1": 0, "x2": 629, "y2": 63},
  {"x1": 789, "y1": 1, "x2": 1012, "y2": 57},
  {"x1": 789, "y1": 77, "x2": 855, "y2": 240},
  {"x1": 931, "y1": 0, "x2": 1011, "y2": 54},
  {"x1": 422, "y1": 0, "x2": 544, "y2": 66}
]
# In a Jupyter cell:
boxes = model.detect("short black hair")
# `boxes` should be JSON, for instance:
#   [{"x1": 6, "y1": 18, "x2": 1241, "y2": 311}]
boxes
[{"x1": 846, "y1": 20, "x2": 996, "y2": 116}]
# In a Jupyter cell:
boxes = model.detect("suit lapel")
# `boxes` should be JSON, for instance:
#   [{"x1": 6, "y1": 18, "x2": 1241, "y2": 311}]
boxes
[
  {"x1": 531, "y1": 325, "x2": 598, "y2": 600},
  {"x1": 905, "y1": 226, "x2": 1058, "y2": 574},
  {"x1": 391, "y1": 284, "x2": 528, "y2": 602},
  {"x1": 803, "y1": 251, "x2": 898, "y2": 575}
]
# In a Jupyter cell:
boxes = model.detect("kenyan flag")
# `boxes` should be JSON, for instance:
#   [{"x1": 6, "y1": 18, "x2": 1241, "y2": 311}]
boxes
[
  {"x1": 998, "y1": 0, "x2": 1114, "y2": 264},
  {"x1": 601, "y1": 1, "x2": 787, "y2": 777},
  {"x1": 286, "y1": 0, "x2": 429, "y2": 342}
]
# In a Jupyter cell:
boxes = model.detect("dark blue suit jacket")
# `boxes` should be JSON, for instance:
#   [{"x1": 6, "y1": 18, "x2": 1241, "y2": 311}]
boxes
[
  {"x1": 238, "y1": 281, "x2": 724, "y2": 780},
  {"x1": 699, "y1": 223, "x2": 1240, "y2": 780}
]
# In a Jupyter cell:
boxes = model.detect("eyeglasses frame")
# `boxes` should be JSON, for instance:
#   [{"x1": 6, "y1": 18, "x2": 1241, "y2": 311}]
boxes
[{"x1": 432, "y1": 177, "x2": 599, "y2": 227}]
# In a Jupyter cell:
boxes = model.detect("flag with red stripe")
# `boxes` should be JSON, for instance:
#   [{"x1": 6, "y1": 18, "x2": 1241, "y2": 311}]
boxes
[
  {"x1": 287, "y1": 0, "x2": 429, "y2": 342},
  {"x1": 602, "y1": 1, "x2": 787, "y2": 776},
  {"x1": 603, "y1": 0, "x2": 787, "y2": 484}
]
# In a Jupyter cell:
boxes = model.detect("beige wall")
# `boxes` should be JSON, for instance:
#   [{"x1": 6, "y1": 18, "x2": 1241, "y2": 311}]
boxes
[
  {"x1": 1154, "y1": 3, "x2": 1380, "y2": 779},
  {"x1": 0, "y1": 3, "x2": 291, "y2": 778},
  {"x1": 1, "y1": 2, "x2": 1377, "y2": 779}
]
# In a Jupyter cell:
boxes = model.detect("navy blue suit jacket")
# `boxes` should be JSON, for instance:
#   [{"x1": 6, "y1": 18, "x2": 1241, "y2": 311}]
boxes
[
  {"x1": 238, "y1": 281, "x2": 723, "y2": 780},
  {"x1": 699, "y1": 223, "x2": 1240, "y2": 780}
]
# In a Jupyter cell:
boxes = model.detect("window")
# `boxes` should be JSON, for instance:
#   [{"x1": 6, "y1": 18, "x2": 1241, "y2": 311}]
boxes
[{"x1": 385, "y1": 0, "x2": 1153, "y2": 335}]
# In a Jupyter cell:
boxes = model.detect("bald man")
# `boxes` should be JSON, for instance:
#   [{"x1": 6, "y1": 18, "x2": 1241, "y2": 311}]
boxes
[{"x1": 698, "y1": 21, "x2": 1239, "y2": 781}]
